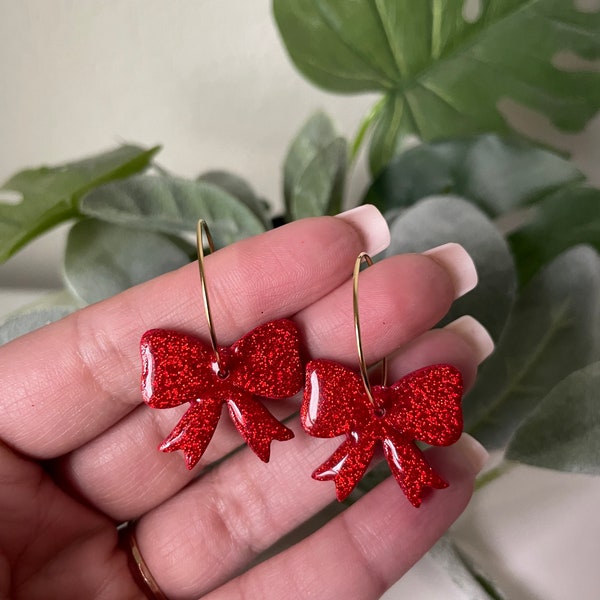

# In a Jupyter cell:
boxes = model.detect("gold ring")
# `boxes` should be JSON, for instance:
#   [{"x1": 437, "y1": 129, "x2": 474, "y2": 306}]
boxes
[{"x1": 119, "y1": 521, "x2": 169, "y2": 600}]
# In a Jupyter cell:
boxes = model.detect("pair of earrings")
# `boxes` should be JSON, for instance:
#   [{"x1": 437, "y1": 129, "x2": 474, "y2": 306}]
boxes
[{"x1": 140, "y1": 221, "x2": 464, "y2": 508}]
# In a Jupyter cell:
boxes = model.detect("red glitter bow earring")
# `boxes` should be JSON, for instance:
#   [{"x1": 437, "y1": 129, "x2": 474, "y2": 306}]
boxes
[
  {"x1": 140, "y1": 220, "x2": 304, "y2": 469},
  {"x1": 301, "y1": 252, "x2": 464, "y2": 507}
]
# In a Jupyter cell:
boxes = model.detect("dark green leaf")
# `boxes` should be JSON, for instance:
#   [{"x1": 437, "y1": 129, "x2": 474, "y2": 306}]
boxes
[
  {"x1": 63, "y1": 220, "x2": 191, "y2": 305},
  {"x1": 465, "y1": 246, "x2": 600, "y2": 449},
  {"x1": 0, "y1": 291, "x2": 77, "y2": 345},
  {"x1": 430, "y1": 536, "x2": 506, "y2": 600},
  {"x1": 365, "y1": 135, "x2": 583, "y2": 217},
  {"x1": 386, "y1": 196, "x2": 516, "y2": 341},
  {"x1": 197, "y1": 170, "x2": 271, "y2": 228},
  {"x1": 0, "y1": 145, "x2": 160, "y2": 262},
  {"x1": 283, "y1": 112, "x2": 347, "y2": 220},
  {"x1": 509, "y1": 185, "x2": 600, "y2": 284},
  {"x1": 79, "y1": 175, "x2": 266, "y2": 249},
  {"x1": 274, "y1": 0, "x2": 600, "y2": 171},
  {"x1": 506, "y1": 362, "x2": 600, "y2": 474}
]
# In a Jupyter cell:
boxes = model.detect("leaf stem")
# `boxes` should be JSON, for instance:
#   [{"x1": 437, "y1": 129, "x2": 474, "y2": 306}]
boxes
[
  {"x1": 475, "y1": 461, "x2": 515, "y2": 490},
  {"x1": 350, "y1": 96, "x2": 386, "y2": 163}
]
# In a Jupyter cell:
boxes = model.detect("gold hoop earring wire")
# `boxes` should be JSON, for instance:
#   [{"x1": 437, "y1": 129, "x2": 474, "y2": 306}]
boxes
[
  {"x1": 196, "y1": 219, "x2": 225, "y2": 374},
  {"x1": 353, "y1": 252, "x2": 388, "y2": 405}
]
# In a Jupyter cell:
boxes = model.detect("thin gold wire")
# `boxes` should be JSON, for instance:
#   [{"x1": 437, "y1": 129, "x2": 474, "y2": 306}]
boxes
[
  {"x1": 353, "y1": 252, "x2": 388, "y2": 405},
  {"x1": 196, "y1": 219, "x2": 224, "y2": 372}
]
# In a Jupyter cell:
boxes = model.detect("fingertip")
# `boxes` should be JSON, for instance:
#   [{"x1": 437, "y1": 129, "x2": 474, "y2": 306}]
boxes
[{"x1": 335, "y1": 204, "x2": 391, "y2": 256}]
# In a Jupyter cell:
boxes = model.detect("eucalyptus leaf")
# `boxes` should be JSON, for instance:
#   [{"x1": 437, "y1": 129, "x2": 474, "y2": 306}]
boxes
[
  {"x1": 79, "y1": 175, "x2": 266, "y2": 249},
  {"x1": 509, "y1": 185, "x2": 600, "y2": 284},
  {"x1": 365, "y1": 135, "x2": 583, "y2": 218},
  {"x1": 274, "y1": 0, "x2": 600, "y2": 173},
  {"x1": 506, "y1": 362, "x2": 600, "y2": 474},
  {"x1": 430, "y1": 536, "x2": 506, "y2": 600},
  {"x1": 465, "y1": 246, "x2": 600, "y2": 449},
  {"x1": 63, "y1": 220, "x2": 191, "y2": 305},
  {"x1": 283, "y1": 112, "x2": 347, "y2": 220},
  {"x1": 198, "y1": 170, "x2": 271, "y2": 228},
  {"x1": 0, "y1": 291, "x2": 77, "y2": 345},
  {"x1": 0, "y1": 144, "x2": 159, "y2": 262},
  {"x1": 386, "y1": 196, "x2": 516, "y2": 342}
]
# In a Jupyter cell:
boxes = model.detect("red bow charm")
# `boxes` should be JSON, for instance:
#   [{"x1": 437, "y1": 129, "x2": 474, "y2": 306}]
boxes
[
  {"x1": 141, "y1": 319, "x2": 303, "y2": 469},
  {"x1": 301, "y1": 360, "x2": 463, "y2": 507}
]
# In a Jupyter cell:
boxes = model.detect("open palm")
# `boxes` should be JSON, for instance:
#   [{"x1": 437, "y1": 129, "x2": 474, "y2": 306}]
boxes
[{"x1": 0, "y1": 207, "x2": 488, "y2": 600}]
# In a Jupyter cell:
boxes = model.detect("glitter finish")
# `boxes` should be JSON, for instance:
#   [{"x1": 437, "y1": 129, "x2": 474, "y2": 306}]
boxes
[
  {"x1": 140, "y1": 319, "x2": 303, "y2": 468},
  {"x1": 301, "y1": 360, "x2": 463, "y2": 507}
]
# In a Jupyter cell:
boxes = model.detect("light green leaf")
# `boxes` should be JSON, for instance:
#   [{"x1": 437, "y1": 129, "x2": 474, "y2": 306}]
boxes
[
  {"x1": 0, "y1": 144, "x2": 160, "y2": 262},
  {"x1": 465, "y1": 246, "x2": 600, "y2": 449},
  {"x1": 274, "y1": 0, "x2": 600, "y2": 172},
  {"x1": 506, "y1": 362, "x2": 600, "y2": 474},
  {"x1": 430, "y1": 536, "x2": 506, "y2": 600},
  {"x1": 197, "y1": 170, "x2": 272, "y2": 228},
  {"x1": 79, "y1": 175, "x2": 266, "y2": 249},
  {"x1": 63, "y1": 220, "x2": 191, "y2": 305},
  {"x1": 365, "y1": 135, "x2": 583, "y2": 217},
  {"x1": 386, "y1": 196, "x2": 516, "y2": 341},
  {"x1": 283, "y1": 112, "x2": 347, "y2": 220},
  {"x1": 0, "y1": 291, "x2": 77, "y2": 345},
  {"x1": 509, "y1": 185, "x2": 600, "y2": 284}
]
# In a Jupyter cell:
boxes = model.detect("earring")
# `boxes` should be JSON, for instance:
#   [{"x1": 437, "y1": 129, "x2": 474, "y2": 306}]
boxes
[
  {"x1": 301, "y1": 252, "x2": 464, "y2": 507},
  {"x1": 140, "y1": 220, "x2": 303, "y2": 469}
]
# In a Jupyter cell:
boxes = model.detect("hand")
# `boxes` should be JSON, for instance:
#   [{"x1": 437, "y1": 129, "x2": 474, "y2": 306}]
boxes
[{"x1": 0, "y1": 206, "x2": 491, "y2": 600}]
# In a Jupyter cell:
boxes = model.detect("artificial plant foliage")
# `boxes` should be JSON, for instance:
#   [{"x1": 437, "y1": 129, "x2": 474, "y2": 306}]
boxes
[
  {"x1": 197, "y1": 170, "x2": 271, "y2": 228},
  {"x1": 0, "y1": 144, "x2": 159, "y2": 262},
  {"x1": 364, "y1": 134, "x2": 583, "y2": 218},
  {"x1": 283, "y1": 111, "x2": 347, "y2": 220},
  {"x1": 274, "y1": 0, "x2": 600, "y2": 173},
  {"x1": 64, "y1": 219, "x2": 191, "y2": 305},
  {"x1": 464, "y1": 245, "x2": 600, "y2": 449},
  {"x1": 385, "y1": 196, "x2": 516, "y2": 342},
  {"x1": 509, "y1": 185, "x2": 600, "y2": 284},
  {"x1": 79, "y1": 174, "x2": 266, "y2": 249},
  {"x1": 506, "y1": 361, "x2": 600, "y2": 474}
]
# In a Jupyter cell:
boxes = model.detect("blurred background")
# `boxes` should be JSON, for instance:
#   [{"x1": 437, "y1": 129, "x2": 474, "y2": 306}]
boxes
[{"x1": 1, "y1": 2, "x2": 599, "y2": 599}]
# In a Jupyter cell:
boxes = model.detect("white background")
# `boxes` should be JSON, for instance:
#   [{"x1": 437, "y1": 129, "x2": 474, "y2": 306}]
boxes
[{"x1": 1, "y1": 2, "x2": 600, "y2": 598}]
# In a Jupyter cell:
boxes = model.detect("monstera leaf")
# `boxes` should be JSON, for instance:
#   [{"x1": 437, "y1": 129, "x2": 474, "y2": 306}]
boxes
[
  {"x1": 274, "y1": 0, "x2": 600, "y2": 172},
  {"x1": 0, "y1": 145, "x2": 159, "y2": 262}
]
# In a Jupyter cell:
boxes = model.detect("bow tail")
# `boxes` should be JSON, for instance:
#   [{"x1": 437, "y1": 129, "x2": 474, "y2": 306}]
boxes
[
  {"x1": 227, "y1": 393, "x2": 294, "y2": 462},
  {"x1": 382, "y1": 433, "x2": 448, "y2": 508},
  {"x1": 159, "y1": 399, "x2": 223, "y2": 470},
  {"x1": 312, "y1": 436, "x2": 377, "y2": 502}
]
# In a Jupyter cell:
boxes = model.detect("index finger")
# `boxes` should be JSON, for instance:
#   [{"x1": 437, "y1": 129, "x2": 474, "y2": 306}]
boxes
[{"x1": 0, "y1": 208, "x2": 390, "y2": 458}]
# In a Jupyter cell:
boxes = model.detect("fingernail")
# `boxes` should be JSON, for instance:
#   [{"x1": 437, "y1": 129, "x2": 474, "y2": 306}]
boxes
[
  {"x1": 335, "y1": 204, "x2": 391, "y2": 256},
  {"x1": 444, "y1": 315, "x2": 495, "y2": 364},
  {"x1": 453, "y1": 433, "x2": 489, "y2": 475},
  {"x1": 423, "y1": 243, "x2": 478, "y2": 298}
]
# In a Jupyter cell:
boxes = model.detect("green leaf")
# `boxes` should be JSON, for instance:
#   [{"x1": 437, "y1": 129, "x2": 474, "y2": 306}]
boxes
[
  {"x1": 506, "y1": 362, "x2": 600, "y2": 474},
  {"x1": 283, "y1": 112, "x2": 347, "y2": 220},
  {"x1": 274, "y1": 0, "x2": 600, "y2": 172},
  {"x1": 197, "y1": 170, "x2": 272, "y2": 228},
  {"x1": 0, "y1": 291, "x2": 77, "y2": 346},
  {"x1": 63, "y1": 219, "x2": 191, "y2": 305},
  {"x1": 0, "y1": 144, "x2": 160, "y2": 263},
  {"x1": 365, "y1": 134, "x2": 583, "y2": 218},
  {"x1": 430, "y1": 536, "x2": 506, "y2": 600},
  {"x1": 386, "y1": 196, "x2": 516, "y2": 342},
  {"x1": 79, "y1": 175, "x2": 266, "y2": 249},
  {"x1": 509, "y1": 185, "x2": 600, "y2": 284},
  {"x1": 465, "y1": 246, "x2": 600, "y2": 449}
]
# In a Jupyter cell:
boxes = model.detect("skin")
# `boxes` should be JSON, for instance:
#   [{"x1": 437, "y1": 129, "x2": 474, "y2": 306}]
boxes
[{"x1": 0, "y1": 216, "x2": 482, "y2": 600}]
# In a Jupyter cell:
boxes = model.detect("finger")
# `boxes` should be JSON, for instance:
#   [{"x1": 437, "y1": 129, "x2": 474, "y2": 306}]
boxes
[
  {"x1": 119, "y1": 329, "x2": 489, "y2": 598},
  {"x1": 206, "y1": 435, "x2": 489, "y2": 600},
  {"x1": 0, "y1": 207, "x2": 389, "y2": 458},
  {"x1": 57, "y1": 252, "x2": 481, "y2": 520}
]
